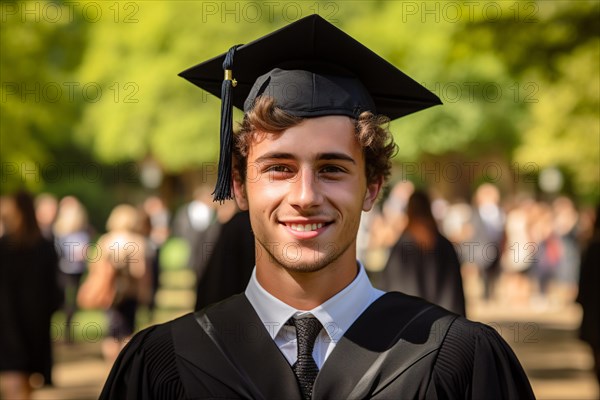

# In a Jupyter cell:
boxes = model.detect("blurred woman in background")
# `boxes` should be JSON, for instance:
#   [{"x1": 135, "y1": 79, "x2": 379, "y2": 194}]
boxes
[
  {"x1": 380, "y1": 190, "x2": 466, "y2": 316},
  {"x1": 0, "y1": 191, "x2": 62, "y2": 400},
  {"x1": 78, "y1": 204, "x2": 151, "y2": 362}
]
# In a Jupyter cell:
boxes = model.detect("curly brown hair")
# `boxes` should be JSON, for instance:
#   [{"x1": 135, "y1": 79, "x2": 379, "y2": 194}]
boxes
[{"x1": 233, "y1": 96, "x2": 397, "y2": 185}]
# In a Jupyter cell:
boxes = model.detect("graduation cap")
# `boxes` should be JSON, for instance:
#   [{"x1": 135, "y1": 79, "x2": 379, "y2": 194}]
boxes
[{"x1": 179, "y1": 14, "x2": 441, "y2": 201}]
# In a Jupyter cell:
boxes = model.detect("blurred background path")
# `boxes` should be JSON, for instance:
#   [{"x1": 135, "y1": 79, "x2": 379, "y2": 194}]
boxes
[{"x1": 31, "y1": 269, "x2": 599, "y2": 400}]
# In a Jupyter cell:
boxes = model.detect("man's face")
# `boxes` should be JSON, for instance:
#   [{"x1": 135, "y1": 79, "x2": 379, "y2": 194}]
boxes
[{"x1": 234, "y1": 115, "x2": 381, "y2": 273}]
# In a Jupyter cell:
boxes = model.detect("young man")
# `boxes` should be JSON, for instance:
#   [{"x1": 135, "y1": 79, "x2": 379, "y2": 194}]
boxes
[{"x1": 100, "y1": 15, "x2": 534, "y2": 399}]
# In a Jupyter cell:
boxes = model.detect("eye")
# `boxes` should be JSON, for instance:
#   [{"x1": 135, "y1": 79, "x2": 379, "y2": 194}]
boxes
[
  {"x1": 318, "y1": 165, "x2": 348, "y2": 181},
  {"x1": 265, "y1": 165, "x2": 292, "y2": 173},
  {"x1": 263, "y1": 164, "x2": 296, "y2": 180},
  {"x1": 320, "y1": 165, "x2": 346, "y2": 174}
]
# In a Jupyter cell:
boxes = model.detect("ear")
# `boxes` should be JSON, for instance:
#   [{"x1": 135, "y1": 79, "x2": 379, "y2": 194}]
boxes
[
  {"x1": 232, "y1": 170, "x2": 249, "y2": 211},
  {"x1": 362, "y1": 176, "x2": 383, "y2": 212}
]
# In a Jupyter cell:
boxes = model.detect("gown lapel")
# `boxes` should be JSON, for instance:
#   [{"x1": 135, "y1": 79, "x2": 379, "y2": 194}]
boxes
[
  {"x1": 313, "y1": 292, "x2": 457, "y2": 399},
  {"x1": 203, "y1": 294, "x2": 302, "y2": 400},
  {"x1": 174, "y1": 292, "x2": 455, "y2": 399},
  {"x1": 172, "y1": 312, "x2": 256, "y2": 398}
]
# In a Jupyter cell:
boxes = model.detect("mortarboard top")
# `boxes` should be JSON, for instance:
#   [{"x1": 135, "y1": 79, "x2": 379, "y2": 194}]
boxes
[{"x1": 179, "y1": 14, "x2": 442, "y2": 201}]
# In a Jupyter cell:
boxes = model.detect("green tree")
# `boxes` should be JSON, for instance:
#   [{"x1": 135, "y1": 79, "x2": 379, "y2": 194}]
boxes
[
  {"x1": 74, "y1": 2, "x2": 275, "y2": 172},
  {"x1": 1, "y1": 0, "x2": 88, "y2": 192},
  {"x1": 354, "y1": 0, "x2": 599, "y2": 200},
  {"x1": 4, "y1": 0, "x2": 597, "y2": 203}
]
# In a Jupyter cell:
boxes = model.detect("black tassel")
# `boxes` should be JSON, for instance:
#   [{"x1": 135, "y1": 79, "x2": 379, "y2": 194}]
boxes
[{"x1": 213, "y1": 45, "x2": 241, "y2": 202}]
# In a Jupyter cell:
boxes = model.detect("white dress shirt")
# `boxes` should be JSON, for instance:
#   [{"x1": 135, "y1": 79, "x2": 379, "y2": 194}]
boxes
[{"x1": 245, "y1": 263, "x2": 384, "y2": 368}]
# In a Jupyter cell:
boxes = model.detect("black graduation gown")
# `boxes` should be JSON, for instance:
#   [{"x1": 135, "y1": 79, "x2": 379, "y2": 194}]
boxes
[
  {"x1": 380, "y1": 231, "x2": 466, "y2": 316},
  {"x1": 194, "y1": 211, "x2": 255, "y2": 310},
  {"x1": 0, "y1": 237, "x2": 62, "y2": 384},
  {"x1": 100, "y1": 292, "x2": 534, "y2": 399},
  {"x1": 577, "y1": 234, "x2": 600, "y2": 351}
]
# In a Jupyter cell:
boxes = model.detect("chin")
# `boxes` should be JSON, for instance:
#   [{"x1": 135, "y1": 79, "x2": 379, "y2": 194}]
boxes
[{"x1": 276, "y1": 248, "x2": 342, "y2": 273}]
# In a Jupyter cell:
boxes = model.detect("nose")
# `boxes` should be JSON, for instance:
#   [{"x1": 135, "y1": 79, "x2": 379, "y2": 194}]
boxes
[{"x1": 288, "y1": 167, "x2": 324, "y2": 210}]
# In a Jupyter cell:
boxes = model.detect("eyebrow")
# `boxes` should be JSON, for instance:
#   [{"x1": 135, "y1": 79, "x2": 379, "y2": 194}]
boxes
[{"x1": 254, "y1": 152, "x2": 356, "y2": 165}]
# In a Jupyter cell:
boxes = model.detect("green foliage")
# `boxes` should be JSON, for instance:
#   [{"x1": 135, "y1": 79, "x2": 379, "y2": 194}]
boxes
[
  {"x1": 515, "y1": 39, "x2": 600, "y2": 198},
  {"x1": 358, "y1": 0, "x2": 599, "y2": 199},
  {"x1": 0, "y1": 0, "x2": 88, "y2": 192},
  {"x1": 73, "y1": 3, "x2": 272, "y2": 170},
  {"x1": 2, "y1": 0, "x2": 598, "y2": 202},
  {"x1": 464, "y1": 0, "x2": 599, "y2": 200}
]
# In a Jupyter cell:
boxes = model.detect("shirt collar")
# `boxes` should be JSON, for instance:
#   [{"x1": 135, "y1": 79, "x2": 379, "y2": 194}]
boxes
[{"x1": 245, "y1": 263, "x2": 384, "y2": 343}]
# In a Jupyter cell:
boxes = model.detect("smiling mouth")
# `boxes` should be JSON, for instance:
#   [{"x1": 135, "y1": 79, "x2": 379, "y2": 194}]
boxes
[
  {"x1": 280, "y1": 221, "x2": 332, "y2": 232},
  {"x1": 289, "y1": 223, "x2": 323, "y2": 232}
]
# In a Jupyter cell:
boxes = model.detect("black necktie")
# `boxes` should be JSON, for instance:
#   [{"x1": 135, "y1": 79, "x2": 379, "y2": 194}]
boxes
[{"x1": 289, "y1": 317, "x2": 323, "y2": 400}]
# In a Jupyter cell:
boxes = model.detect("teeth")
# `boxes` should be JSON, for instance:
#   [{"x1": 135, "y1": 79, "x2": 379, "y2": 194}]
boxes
[{"x1": 290, "y1": 223, "x2": 324, "y2": 232}]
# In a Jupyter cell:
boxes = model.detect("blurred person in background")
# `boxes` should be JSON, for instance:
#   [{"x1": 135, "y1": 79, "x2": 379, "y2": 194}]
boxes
[
  {"x1": 194, "y1": 202, "x2": 255, "y2": 310},
  {"x1": 142, "y1": 196, "x2": 171, "y2": 316},
  {"x1": 53, "y1": 196, "x2": 91, "y2": 343},
  {"x1": 441, "y1": 200, "x2": 476, "y2": 295},
  {"x1": 552, "y1": 196, "x2": 581, "y2": 304},
  {"x1": 441, "y1": 200, "x2": 474, "y2": 247},
  {"x1": 500, "y1": 197, "x2": 535, "y2": 305},
  {"x1": 134, "y1": 206, "x2": 160, "y2": 323},
  {"x1": 470, "y1": 183, "x2": 505, "y2": 302},
  {"x1": 530, "y1": 202, "x2": 563, "y2": 307},
  {"x1": 34, "y1": 193, "x2": 58, "y2": 241},
  {"x1": 577, "y1": 205, "x2": 600, "y2": 386},
  {"x1": 380, "y1": 190, "x2": 466, "y2": 316},
  {"x1": 363, "y1": 181, "x2": 414, "y2": 278},
  {"x1": 381, "y1": 180, "x2": 415, "y2": 239},
  {"x1": 78, "y1": 204, "x2": 151, "y2": 362},
  {"x1": 0, "y1": 191, "x2": 62, "y2": 400},
  {"x1": 189, "y1": 200, "x2": 236, "y2": 297},
  {"x1": 172, "y1": 185, "x2": 216, "y2": 269},
  {"x1": 143, "y1": 195, "x2": 171, "y2": 247}
]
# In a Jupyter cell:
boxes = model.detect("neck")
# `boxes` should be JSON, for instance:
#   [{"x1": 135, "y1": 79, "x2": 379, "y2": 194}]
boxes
[{"x1": 255, "y1": 245, "x2": 359, "y2": 310}]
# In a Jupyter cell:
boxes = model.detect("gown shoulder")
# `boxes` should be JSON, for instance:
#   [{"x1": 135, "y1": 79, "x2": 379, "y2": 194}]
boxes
[
  {"x1": 431, "y1": 317, "x2": 535, "y2": 399},
  {"x1": 99, "y1": 315, "x2": 190, "y2": 400}
]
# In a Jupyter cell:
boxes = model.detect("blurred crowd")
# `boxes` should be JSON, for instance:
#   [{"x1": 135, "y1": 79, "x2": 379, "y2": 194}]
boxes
[
  {"x1": 0, "y1": 182, "x2": 598, "y2": 397},
  {"x1": 363, "y1": 182, "x2": 595, "y2": 311},
  {"x1": 0, "y1": 187, "x2": 254, "y2": 399}
]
